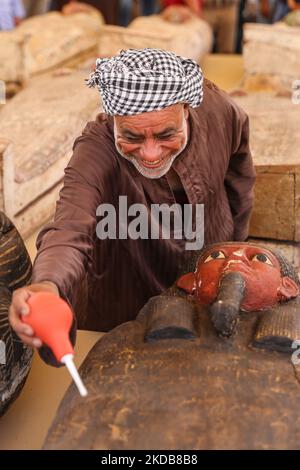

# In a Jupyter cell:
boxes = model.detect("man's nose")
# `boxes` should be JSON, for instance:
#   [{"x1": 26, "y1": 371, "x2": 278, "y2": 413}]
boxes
[{"x1": 139, "y1": 140, "x2": 162, "y2": 161}]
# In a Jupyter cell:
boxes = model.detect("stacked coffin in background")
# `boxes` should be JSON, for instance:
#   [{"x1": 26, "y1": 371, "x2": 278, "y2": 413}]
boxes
[
  {"x1": 243, "y1": 22, "x2": 300, "y2": 89},
  {"x1": 232, "y1": 93, "x2": 300, "y2": 245},
  {"x1": 232, "y1": 18, "x2": 300, "y2": 269},
  {"x1": 98, "y1": 7, "x2": 213, "y2": 62},
  {"x1": 0, "y1": 9, "x2": 104, "y2": 96},
  {"x1": 0, "y1": 69, "x2": 100, "y2": 238}
]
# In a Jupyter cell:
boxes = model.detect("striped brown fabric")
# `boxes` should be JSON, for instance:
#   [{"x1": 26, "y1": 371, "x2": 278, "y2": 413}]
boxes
[
  {"x1": 32, "y1": 79, "x2": 256, "y2": 333},
  {"x1": 0, "y1": 211, "x2": 33, "y2": 415}
]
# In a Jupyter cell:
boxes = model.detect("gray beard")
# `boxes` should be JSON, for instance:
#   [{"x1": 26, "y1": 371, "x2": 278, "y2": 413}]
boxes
[{"x1": 113, "y1": 119, "x2": 188, "y2": 179}]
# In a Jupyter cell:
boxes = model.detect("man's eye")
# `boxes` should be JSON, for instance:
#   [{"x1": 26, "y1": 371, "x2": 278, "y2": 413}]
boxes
[
  {"x1": 204, "y1": 251, "x2": 226, "y2": 263},
  {"x1": 157, "y1": 134, "x2": 174, "y2": 140},
  {"x1": 125, "y1": 137, "x2": 142, "y2": 143},
  {"x1": 251, "y1": 253, "x2": 273, "y2": 265}
]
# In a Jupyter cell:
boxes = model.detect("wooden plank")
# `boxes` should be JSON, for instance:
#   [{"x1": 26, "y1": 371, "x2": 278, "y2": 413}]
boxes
[{"x1": 250, "y1": 173, "x2": 295, "y2": 241}]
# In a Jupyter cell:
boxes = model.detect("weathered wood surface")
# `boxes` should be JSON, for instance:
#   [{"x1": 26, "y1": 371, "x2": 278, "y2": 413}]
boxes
[
  {"x1": 0, "y1": 211, "x2": 33, "y2": 416},
  {"x1": 232, "y1": 93, "x2": 300, "y2": 242},
  {"x1": 0, "y1": 69, "x2": 100, "y2": 237},
  {"x1": 0, "y1": 11, "x2": 104, "y2": 87},
  {"x1": 44, "y1": 295, "x2": 300, "y2": 450},
  {"x1": 243, "y1": 23, "x2": 300, "y2": 87},
  {"x1": 98, "y1": 13, "x2": 212, "y2": 62}
]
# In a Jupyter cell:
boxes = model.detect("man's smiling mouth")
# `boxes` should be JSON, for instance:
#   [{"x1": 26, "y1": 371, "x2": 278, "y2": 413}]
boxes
[{"x1": 140, "y1": 158, "x2": 164, "y2": 168}]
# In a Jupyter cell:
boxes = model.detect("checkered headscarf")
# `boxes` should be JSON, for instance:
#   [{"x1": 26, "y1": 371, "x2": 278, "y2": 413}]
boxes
[{"x1": 86, "y1": 48, "x2": 204, "y2": 116}]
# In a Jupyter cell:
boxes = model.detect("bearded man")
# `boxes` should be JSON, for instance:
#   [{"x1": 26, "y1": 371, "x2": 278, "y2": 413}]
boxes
[{"x1": 9, "y1": 48, "x2": 255, "y2": 356}]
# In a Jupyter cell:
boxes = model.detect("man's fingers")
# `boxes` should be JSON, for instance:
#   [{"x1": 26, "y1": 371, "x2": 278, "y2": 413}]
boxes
[
  {"x1": 9, "y1": 305, "x2": 34, "y2": 337},
  {"x1": 17, "y1": 333, "x2": 42, "y2": 349},
  {"x1": 11, "y1": 288, "x2": 31, "y2": 315}
]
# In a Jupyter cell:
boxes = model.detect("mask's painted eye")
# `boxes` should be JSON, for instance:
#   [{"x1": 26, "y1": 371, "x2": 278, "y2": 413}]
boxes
[
  {"x1": 204, "y1": 251, "x2": 226, "y2": 263},
  {"x1": 251, "y1": 253, "x2": 273, "y2": 265}
]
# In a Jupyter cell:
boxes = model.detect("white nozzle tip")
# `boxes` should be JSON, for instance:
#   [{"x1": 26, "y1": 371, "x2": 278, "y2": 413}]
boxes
[{"x1": 61, "y1": 354, "x2": 88, "y2": 397}]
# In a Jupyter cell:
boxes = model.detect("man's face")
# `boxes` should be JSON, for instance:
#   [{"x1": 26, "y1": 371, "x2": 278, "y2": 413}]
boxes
[
  {"x1": 177, "y1": 244, "x2": 299, "y2": 311},
  {"x1": 114, "y1": 103, "x2": 189, "y2": 179}
]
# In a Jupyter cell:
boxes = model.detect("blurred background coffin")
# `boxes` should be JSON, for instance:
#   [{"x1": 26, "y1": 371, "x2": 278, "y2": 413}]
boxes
[
  {"x1": 243, "y1": 22, "x2": 300, "y2": 89},
  {"x1": 232, "y1": 93, "x2": 300, "y2": 243},
  {"x1": 98, "y1": 7, "x2": 213, "y2": 62},
  {"x1": 0, "y1": 10, "x2": 104, "y2": 96},
  {"x1": 0, "y1": 68, "x2": 100, "y2": 238}
]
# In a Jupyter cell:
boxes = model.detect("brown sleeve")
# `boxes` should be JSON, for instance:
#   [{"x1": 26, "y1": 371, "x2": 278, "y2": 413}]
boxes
[
  {"x1": 31, "y1": 128, "x2": 112, "y2": 367},
  {"x1": 224, "y1": 103, "x2": 256, "y2": 241}
]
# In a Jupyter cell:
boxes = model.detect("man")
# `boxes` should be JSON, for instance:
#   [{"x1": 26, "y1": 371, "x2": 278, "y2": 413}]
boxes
[
  {"x1": 0, "y1": 0, "x2": 25, "y2": 30},
  {"x1": 9, "y1": 48, "x2": 255, "y2": 353}
]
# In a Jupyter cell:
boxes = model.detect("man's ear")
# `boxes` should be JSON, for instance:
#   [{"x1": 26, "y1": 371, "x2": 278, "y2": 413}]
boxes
[
  {"x1": 277, "y1": 277, "x2": 300, "y2": 301},
  {"x1": 176, "y1": 272, "x2": 196, "y2": 294},
  {"x1": 183, "y1": 104, "x2": 189, "y2": 120}
]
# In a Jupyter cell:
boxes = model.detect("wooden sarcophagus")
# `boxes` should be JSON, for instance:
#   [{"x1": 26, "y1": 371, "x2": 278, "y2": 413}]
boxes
[
  {"x1": 0, "y1": 9, "x2": 104, "y2": 96},
  {"x1": 44, "y1": 242, "x2": 300, "y2": 449},
  {"x1": 243, "y1": 22, "x2": 300, "y2": 89},
  {"x1": 232, "y1": 93, "x2": 300, "y2": 243},
  {"x1": 0, "y1": 211, "x2": 32, "y2": 416},
  {"x1": 0, "y1": 68, "x2": 99, "y2": 238},
  {"x1": 98, "y1": 7, "x2": 213, "y2": 63}
]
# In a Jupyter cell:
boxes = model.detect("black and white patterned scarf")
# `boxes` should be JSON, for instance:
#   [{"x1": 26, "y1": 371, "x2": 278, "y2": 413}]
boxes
[{"x1": 86, "y1": 48, "x2": 204, "y2": 116}]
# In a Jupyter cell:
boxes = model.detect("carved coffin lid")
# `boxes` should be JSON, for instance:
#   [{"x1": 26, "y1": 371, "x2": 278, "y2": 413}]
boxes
[
  {"x1": 43, "y1": 299, "x2": 300, "y2": 450},
  {"x1": 0, "y1": 69, "x2": 100, "y2": 214},
  {"x1": 0, "y1": 11, "x2": 104, "y2": 84}
]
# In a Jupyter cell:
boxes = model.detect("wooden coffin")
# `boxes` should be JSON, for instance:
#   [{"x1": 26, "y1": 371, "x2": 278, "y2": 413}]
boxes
[
  {"x1": 44, "y1": 289, "x2": 300, "y2": 450},
  {"x1": 233, "y1": 93, "x2": 300, "y2": 242},
  {"x1": 0, "y1": 211, "x2": 33, "y2": 416},
  {"x1": 0, "y1": 10, "x2": 104, "y2": 92},
  {"x1": 98, "y1": 13, "x2": 213, "y2": 62},
  {"x1": 243, "y1": 22, "x2": 300, "y2": 88},
  {"x1": 0, "y1": 69, "x2": 100, "y2": 238}
]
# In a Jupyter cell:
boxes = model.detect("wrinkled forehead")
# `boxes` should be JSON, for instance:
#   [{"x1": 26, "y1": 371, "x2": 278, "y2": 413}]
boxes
[{"x1": 196, "y1": 244, "x2": 281, "y2": 269}]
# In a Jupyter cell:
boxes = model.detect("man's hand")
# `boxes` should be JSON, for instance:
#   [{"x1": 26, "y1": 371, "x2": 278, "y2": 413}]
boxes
[{"x1": 9, "y1": 281, "x2": 59, "y2": 348}]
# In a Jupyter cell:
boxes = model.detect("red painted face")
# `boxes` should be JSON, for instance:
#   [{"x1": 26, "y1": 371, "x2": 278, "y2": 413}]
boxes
[{"x1": 177, "y1": 244, "x2": 299, "y2": 311}]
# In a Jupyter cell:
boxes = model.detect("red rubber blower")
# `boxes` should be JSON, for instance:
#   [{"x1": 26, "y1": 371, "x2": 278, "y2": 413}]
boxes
[{"x1": 22, "y1": 292, "x2": 88, "y2": 397}]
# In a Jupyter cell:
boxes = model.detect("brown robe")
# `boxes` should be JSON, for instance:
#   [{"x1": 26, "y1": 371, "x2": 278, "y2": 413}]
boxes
[{"x1": 32, "y1": 79, "x2": 256, "y2": 336}]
